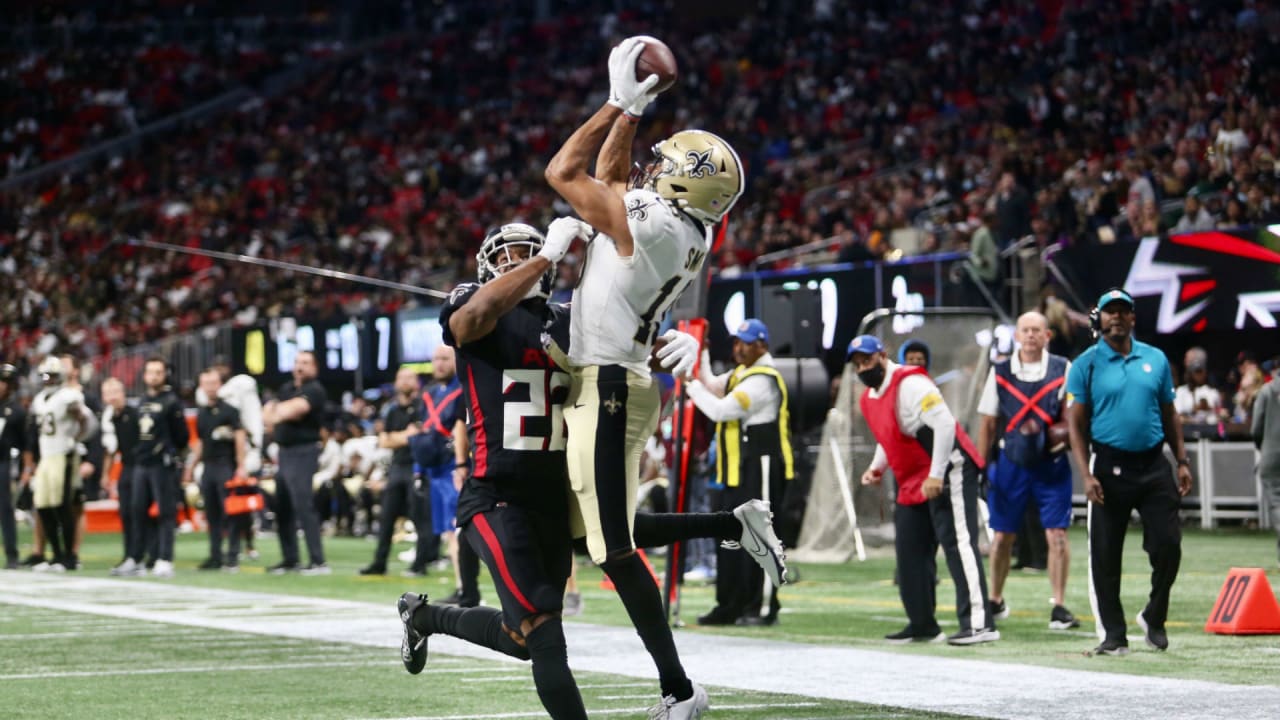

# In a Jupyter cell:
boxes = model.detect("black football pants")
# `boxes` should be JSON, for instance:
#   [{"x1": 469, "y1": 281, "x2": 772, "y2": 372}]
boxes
[
  {"x1": 896, "y1": 455, "x2": 992, "y2": 634},
  {"x1": 1088, "y1": 451, "x2": 1182, "y2": 643}
]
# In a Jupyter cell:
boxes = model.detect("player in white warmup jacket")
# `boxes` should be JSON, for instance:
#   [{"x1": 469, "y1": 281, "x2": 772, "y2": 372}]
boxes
[{"x1": 29, "y1": 356, "x2": 97, "y2": 571}]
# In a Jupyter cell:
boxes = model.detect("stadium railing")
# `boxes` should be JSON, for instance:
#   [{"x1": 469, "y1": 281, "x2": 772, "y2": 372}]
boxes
[
  {"x1": 1068, "y1": 440, "x2": 1268, "y2": 530},
  {"x1": 93, "y1": 320, "x2": 234, "y2": 396}
]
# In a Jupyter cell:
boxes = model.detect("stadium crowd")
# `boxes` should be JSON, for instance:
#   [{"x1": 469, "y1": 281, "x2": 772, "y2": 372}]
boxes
[
  {"x1": 3, "y1": 1, "x2": 1280, "y2": 381},
  {"x1": 0, "y1": 1, "x2": 366, "y2": 178}
]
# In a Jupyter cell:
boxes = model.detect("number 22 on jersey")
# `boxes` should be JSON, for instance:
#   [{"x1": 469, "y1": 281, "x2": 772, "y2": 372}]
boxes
[{"x1": 502, "y1": 369, "x2": 569, "y2": 451}]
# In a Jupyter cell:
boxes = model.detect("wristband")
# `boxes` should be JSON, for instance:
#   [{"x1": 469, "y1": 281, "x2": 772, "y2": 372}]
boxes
[
  {"x1": 623, "y1": 111, "x2": 641, "y2": 124},
  {"x1": 1176, "y1": 457, "x2": 1190, "y2": 467}
]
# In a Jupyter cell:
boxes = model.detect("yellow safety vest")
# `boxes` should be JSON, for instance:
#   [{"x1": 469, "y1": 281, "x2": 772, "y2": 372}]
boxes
[{"x1": 714, "y1": 364, "x2": 794, "y2": 487}]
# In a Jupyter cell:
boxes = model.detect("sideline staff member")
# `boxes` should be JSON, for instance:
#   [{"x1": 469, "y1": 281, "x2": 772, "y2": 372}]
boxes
[
  {"x1": 1066, "y1": 289, "x2": 1193, "y2": 656},
  {"x1": 976, "y1": 311, "x2": 1079, "y2": 631},
  {"x1": 264, "y1": 350, "x2": 330, "y2": 575},
  {"x1": 686, "y1": 318, "x2": 793, "y2": 627},
  {"x1": 850, "y1": 335, "x2": 997, "y2": 646},
  {"x1": 0, "y1": 364, "x2": 27, "y2": 569}
]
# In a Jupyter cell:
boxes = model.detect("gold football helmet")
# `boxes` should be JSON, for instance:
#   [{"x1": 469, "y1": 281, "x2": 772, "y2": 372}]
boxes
[
  {"x1": 37, "y1": 355, "x2": 63, "y2": 387},
  {"x1": 636, "y1": 130, "x2": 744, "y2": 225}
]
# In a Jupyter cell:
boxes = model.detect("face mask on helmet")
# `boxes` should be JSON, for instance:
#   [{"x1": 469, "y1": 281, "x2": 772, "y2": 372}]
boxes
[
  {"x1": 476, "y1": 223, "x2": 554, "y2": 300},
  {"x1": 37, "y1": 357, "x2": 63, "y2": 388}
]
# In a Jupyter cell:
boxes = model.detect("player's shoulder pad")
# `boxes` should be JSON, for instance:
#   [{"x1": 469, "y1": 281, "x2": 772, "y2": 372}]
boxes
[
  {"x1": 62, "y1": 387, "x2": 85, "y2": 407},
  {"x1": 223, "y1": 374, "x2": 258, "y2": 397},
  {"x1": 623, "y1": 188, "x2": 674, "y2": 222},
  {"x1": 445, "y1": 282, "x2": 482, "y2": 308}
]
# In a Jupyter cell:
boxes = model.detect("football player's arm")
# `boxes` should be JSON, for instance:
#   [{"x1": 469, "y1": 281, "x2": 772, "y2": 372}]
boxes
[
  {"x1": 596, "y1": 114, "x2": 637, "y2": 198},
  {"x1": 448, "y1": 258, "x2": 554, "y2": 345},
  {"x1": 75, "y1": 402, "x2": 99, "y2": 442},
  {"x1": 544, "y1": 105, "x2": 634, "y2": 255},
  {"x1": 24, "y1": 410, "x2": 41, "y2": 472}
]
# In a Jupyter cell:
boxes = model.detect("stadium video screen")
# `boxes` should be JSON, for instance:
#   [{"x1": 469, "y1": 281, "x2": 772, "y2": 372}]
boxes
[{"x1": 398, "y1": 306, "x2": 444, "y2": 365}]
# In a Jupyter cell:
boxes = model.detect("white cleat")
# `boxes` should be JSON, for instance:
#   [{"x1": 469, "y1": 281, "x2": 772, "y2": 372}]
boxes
[
  {"x1": 151, "y1": 560, "x2": 175, "y2": 578},
  {"x1": 647, "y1": 681, "x2": 709, "y2": 720},
  {"x1": 732, "y1": 499, "x2": 789, "y2": 587},
  {"x1": 110, "y1": 558, "x2": 146, "y2": 577}
]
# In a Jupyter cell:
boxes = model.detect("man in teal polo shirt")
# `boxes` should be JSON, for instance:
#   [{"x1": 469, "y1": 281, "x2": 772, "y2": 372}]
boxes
[{"x1": 1065, "y1": 288, "x2": 1194, "y2": 656}]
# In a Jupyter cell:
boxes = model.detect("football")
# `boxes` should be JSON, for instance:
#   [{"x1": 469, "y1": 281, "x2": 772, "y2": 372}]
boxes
[
  {"x1": 633, "y1": 35, "x2": 678, "y2": 93},
  {"x1": 1049, "y1": 421, "x2": 1071, "y2": 450}
]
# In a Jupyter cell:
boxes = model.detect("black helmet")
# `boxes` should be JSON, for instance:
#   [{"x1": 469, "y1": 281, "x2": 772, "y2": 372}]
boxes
[
  {"x1": 0, "y1": 363, "x2": 17, "y2": 384},
  {"x1": 476, "y1": 223, "x2": 553, "y2": 300}
]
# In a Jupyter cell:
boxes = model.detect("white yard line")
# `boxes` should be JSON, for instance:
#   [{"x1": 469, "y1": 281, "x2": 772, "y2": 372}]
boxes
[
  {"x1": 3, "y1": 572, "x2": 1280, "y2": 720},
  {"x1": 353, "y1": 704, "x2": 823, "y2": 720},
  {"x1": 0, "y1": 660, "x2": 391, "y2": 681}
]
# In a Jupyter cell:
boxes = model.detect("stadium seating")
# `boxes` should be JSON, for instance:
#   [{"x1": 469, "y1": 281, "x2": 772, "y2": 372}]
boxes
[{"x1": 3, "y1": 0, "x2": 1280, "y2": 377}]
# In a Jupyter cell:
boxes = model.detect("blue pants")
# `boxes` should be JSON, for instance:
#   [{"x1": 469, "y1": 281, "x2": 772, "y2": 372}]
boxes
[
  {"x1": 987, "y1": 452, "x2": 1073, "y2": 533},
  {"x1": 428, "y1": 460, "x2": 459, "y2": 535}
]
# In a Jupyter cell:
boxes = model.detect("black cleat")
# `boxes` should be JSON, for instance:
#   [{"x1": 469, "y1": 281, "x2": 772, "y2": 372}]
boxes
[
  {"x1": 358, "y1": 563, "x2": 387, "y2": 576},
  {"x1": 1136, "y1": 610, "x2": 1168, "y2": 650},
  {"x1": 398, "y1": 592, "x2": 429, "y2": 674},
  {"x1": 947, "y1": 627, "x2": 1000, "y2": 645},
  {"x1": 197, "y1": 558, "x2": 222, "y2": 571},
  {"x1": 988, "y1": 598, "x2": 1010, "y2": 621},
  {"x1": 884, "y1": 626, "x2": 945, "y2": 644},
  {"x1": 267, "y1": 561, "x2": 300, "y2": 575},
  {"x1": 20, "y1": 553, "x2": 45, "y2": 567},
  {"x1": 1050, "y1": 604, "x2": 1080, "y2": 630},
  {"x1": 300, "y1": 562, "x2": 332, "y2": 576},
  {"x1": 1092, "y1": 638, "x2": 1130, "y2": 656},
  {"x1": 696, "y1": 606, "x2": 737, "y2": 626}
]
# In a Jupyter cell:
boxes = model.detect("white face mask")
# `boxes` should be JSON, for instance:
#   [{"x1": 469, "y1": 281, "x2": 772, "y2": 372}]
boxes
[{"x1": 486, "y1": 242, "x2": 548, "y2": 301}]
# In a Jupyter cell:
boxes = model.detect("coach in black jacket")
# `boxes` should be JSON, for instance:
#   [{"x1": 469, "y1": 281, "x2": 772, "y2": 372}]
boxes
[
  {"x1": 265, "y1": 350, "x2": 329, "y2": 575},
  {"x1": 132, "y1": 357, "x2": 189, "y2": 578}
]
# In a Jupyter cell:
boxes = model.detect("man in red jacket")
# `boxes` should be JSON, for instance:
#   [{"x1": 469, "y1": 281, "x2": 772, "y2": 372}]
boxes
[{"x1": 850, "y1": 335, "x2": 998, "y2": 645}]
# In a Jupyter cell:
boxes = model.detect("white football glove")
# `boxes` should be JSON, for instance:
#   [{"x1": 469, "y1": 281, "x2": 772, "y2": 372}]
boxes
[
  {"x1": 607, "y1": 37, "x2": 661, "y2": 113},
  {"x1": 539, "y1": 217, "x2": 593, "y2": 263},
  {"x1": 656, "y1": 329, "x2": 699, "y2": 378},
  {"x1": 626, "y1": 88, "x2": 661, "y2": 118}
]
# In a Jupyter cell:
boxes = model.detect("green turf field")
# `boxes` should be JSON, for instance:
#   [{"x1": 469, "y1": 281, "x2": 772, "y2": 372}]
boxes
[
  {"x1": 3, "y1": 523, "x2": 1279, "y2": 719},
  {"x1": 0, "y1": 603, "x2": 955, "y2": 720}
]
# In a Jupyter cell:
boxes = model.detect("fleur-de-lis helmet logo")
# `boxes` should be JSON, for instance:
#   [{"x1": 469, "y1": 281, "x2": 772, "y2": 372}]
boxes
[{"x1": 685, "y1": 149, "x2": 717, "y2": 179}]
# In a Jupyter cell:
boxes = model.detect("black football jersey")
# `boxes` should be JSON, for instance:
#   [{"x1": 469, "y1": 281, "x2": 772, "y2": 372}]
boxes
[{"x1": 440, "y1": 283, "x2": 572, "y2": 521}]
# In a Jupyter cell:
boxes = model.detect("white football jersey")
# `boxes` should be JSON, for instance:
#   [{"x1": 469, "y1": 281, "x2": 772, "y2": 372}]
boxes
[
  {"x1": 32, "y1": 386, "x2": 87, "y2": 456},
  {"x1": 569, "y1": 189, "x2": 709, "y2": 374}
]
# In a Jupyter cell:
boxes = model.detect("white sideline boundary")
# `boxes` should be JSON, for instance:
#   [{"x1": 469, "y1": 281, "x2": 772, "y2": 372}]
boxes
[{"x1": 3, "y1": 572, "x2": 1279, "y2": 720}]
